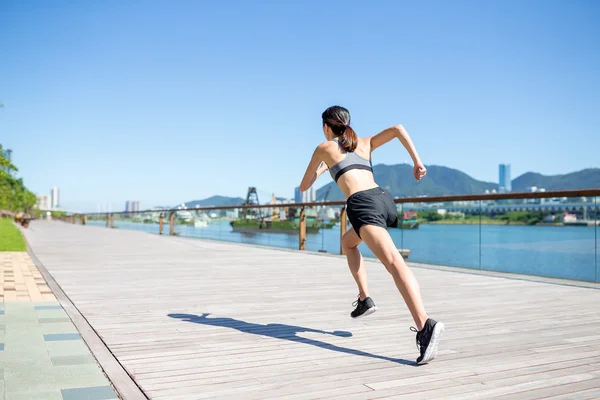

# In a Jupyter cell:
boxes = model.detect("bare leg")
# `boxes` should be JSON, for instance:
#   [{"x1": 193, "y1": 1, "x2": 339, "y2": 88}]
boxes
[
  {"x1": 359, "y1": 225, "x2": 428, "y2": 330},
  {"x1": 341, "y1": 228, "x2": 369, "y2": 300}
]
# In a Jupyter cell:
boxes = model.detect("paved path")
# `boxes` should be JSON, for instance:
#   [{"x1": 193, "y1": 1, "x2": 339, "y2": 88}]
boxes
[
  {"x1": 22, "y1": 221, "x2": 600, "y2": 399},
  {"x1": 0, "y1": 251, "x2": 117, "y2": 400}
]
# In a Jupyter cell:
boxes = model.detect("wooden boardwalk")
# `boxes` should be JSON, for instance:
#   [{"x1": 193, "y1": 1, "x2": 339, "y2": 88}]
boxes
[{"x1": 23, "y1": 221, "x2": 600, "y2": 399}]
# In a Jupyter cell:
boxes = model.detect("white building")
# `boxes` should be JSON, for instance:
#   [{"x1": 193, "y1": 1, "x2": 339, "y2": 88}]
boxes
[
  {"x1": 36, "y1": 195, "x2": 51, "y2": 210},
  {"x1": 225, "y1": 209, "x2": 240, "y2": 219},
  {"x1": 51, "y1": 187, "x2": 60, "y2": 209},
  {"x1": 294, "y1": 187, "x2": 316, "y2": 204},
  {"x1": 301, "y1": 187, "x2": 316, "y2": 203}
]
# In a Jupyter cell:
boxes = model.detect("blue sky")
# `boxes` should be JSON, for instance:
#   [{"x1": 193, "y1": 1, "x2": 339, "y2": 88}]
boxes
[{"x1": 1, "y1": 0, "x2": 599, "y2": 211}]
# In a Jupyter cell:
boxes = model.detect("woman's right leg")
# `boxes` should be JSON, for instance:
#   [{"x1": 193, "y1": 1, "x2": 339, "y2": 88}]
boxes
[
  {"x1": 359, "y1": 224, "x2": 444, "y2": 364},
  {"x1": 358, "y1": 224, "x2": 428, "y2": 330}
]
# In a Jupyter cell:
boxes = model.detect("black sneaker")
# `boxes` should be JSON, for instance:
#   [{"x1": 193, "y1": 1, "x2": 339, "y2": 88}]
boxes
[
  {"x1": 410, "y1": 318, "x2": 445, "y2": 365},
  {"x1": 350, "y1": 296, "x2": 377, "y2": 319}
]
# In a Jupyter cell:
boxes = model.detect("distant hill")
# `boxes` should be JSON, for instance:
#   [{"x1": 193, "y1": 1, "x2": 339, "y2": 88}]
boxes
[
  {"x1": 183, "y1": 167, "x2": 600, "y2": 206},
  {"x1": 512, "y1": 169, "x2": 600, "y2": 192},
  {"x1": 182, "y1": 195, "x2": 245, "y2": 208},
  {"x1": 317, "y1": 164, "x2": 498, "y2": 201}
]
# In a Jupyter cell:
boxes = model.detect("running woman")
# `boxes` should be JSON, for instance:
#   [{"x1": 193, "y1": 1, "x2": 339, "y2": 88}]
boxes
[{"x1": 300, "y1": 105, "x2": 444, "y2": 365}]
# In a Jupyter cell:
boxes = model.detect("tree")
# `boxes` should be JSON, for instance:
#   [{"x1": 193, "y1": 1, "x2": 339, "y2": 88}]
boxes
[
  {"x1": 0, "y1": 144, "x2": 37, "y2": 213},
  {"x1": 417, "y1": 209, "x2": 444, "y2": 222}
]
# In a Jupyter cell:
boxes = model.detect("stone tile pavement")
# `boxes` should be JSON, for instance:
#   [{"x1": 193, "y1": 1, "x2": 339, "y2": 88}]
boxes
[{"x1": 0, "y1": 252, "x2": 118, "y2": 400}]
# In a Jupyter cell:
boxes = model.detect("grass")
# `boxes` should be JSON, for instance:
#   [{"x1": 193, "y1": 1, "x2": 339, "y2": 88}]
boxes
[{"x1": 0, "y1": 218, "x2": 26, "y2": 251}]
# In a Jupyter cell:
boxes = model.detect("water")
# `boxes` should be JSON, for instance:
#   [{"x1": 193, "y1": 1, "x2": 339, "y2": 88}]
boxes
[{"x1": 88, "y1": 220, "x2": 599, "y2": 283}]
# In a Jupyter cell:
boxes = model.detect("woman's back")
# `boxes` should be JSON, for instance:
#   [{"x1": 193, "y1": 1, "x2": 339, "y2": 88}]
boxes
[{"x1": 322, "y1": 137, "x2": 379, "y2": 199}]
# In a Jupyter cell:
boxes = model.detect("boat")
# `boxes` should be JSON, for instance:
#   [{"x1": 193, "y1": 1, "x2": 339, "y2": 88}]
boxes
[
  {"x1": 400, "y1": 220, "x2": 420, "y2": 229},
  {"x1": 194, "y1": 220, "x2": 209, "y2": 228},
  {"x1": 193, "y1": 212, "x2": 211, "y2": 228},
  {"x1": 230, "y1": 219, "x2": 326, "y2": 234},
  {"x1": 400, "y1": 210, "x2": 420, "y2": 230},
  {"x1": 229, "y1": 187, "x2": 337, "y2": 234}
]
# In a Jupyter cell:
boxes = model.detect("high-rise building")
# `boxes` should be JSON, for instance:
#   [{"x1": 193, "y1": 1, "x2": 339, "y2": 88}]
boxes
[
  {"x1": 1, "y1": 148, "x2": 13, "y2": 174},
  {"x1": 51, "y1": 187, "x2": 60, "y2": 209},
  {"x1": 125, "y1": 200, "x2": 140, "y2": 216},
  {"x1": 308, "y1": 187, "x2": 316, "y2": 203},
  {"x1": 294, "y1": 187, "x2": 316, "y2": 203},
  {"x1": 499, "y1": 164, "x2": 511, "y2": 192},
  {"x1": 36, "y1": 195, "x2": 51, "y2": 210},
  {"x1": 302, "y1": 187, "x2": 316, "y2": 203}
]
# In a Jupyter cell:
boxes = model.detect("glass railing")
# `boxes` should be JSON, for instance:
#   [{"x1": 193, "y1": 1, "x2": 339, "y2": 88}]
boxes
[{"x1": 70, "y1": 189, "x2": 600, "y2": 283}]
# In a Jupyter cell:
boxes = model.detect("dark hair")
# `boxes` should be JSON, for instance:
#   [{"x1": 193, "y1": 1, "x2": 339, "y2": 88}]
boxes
[{"x1": 322, "y1": 105, "x2": 358, "y2": 152}]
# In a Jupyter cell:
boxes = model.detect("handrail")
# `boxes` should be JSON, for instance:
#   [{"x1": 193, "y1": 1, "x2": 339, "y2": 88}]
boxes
[{"x1": 76, "y1": 188, "x2": 600, "y2": 216}]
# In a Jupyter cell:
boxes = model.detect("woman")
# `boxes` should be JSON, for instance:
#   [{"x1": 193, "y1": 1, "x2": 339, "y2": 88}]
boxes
[{"x1": 300, "y1": 105, "x2": 444, "y2": 365}]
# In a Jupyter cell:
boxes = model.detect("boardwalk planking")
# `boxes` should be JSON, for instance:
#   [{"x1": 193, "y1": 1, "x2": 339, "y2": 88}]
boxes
[{"x1": 23, "y1": 221, "x2": 600, "y2": 399}]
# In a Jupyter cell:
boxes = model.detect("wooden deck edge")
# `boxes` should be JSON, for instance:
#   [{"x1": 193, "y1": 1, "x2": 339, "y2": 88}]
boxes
[{"x1": 25, "y1": 240, "x2": 149, "y2": 400}]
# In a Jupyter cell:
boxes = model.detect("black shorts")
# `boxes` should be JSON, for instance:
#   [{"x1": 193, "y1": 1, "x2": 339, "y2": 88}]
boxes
[{"x1": 346, "y1": 187, "x2": 399, "y2": 238}]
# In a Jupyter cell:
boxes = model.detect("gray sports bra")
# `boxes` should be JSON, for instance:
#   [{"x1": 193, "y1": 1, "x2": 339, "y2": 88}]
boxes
[{"x1": 328, "y1": 140, "x2": 373, "y2": 182}]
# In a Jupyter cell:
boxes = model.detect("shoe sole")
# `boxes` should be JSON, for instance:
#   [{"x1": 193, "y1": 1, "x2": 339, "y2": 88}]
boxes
[
  {"x1": 418, "y1": 322, "x2": 445, "y2": 365},
  {"x1": 351, "y1": 306, "x2": 378, "y2": 319}
]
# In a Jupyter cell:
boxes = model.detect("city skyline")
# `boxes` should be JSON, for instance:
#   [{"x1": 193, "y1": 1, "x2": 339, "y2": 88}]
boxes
[
  {"x1": 1, "y1": 1, "x2": 598, "y2": 210},
  {"x1": 26, "y1": 162, "x2": 600, "y2": 212}
]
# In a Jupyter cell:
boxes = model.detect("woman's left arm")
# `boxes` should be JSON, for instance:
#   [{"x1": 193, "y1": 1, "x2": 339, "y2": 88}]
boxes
[{"x1": 300, "y1": 144, "x2": 328, "y2": 192}]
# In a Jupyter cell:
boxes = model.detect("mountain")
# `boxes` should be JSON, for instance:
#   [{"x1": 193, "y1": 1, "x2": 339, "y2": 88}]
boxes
[
  {"x1": 183, "y1": 195, "x2": 245, "y2": 208},
  {"x1": 512, "y1": 169, "x2": 600, "y2": 192},
  {"x1": 317, "y1": 164, "x2": 498, "y2": 201},
  {"x1": 183, "y1": 167, "x2": 600, "y2": 206}
]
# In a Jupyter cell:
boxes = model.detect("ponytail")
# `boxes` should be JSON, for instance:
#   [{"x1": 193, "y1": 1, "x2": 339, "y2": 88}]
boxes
[
  {"x1": 339, "y1": 126, "x2": 358, "y2": 152},
  {"x1": 322, "y1": 105, "x2": 357, "y2": 152}
]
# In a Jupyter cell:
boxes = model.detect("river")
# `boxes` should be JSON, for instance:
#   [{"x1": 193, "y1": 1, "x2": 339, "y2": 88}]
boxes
[{"x1": 87, "y1": 220, "x2": 599, "y2": 283}]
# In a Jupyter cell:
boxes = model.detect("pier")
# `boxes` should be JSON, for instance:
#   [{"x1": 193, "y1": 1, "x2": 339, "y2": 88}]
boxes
[{"x1": 19, "y1": 220, "x2": 600, "y2": 399}]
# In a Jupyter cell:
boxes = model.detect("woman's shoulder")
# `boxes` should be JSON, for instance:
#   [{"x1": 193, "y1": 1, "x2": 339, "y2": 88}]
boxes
[
  {"x1": 316, "y1": 140, "x2": 340, "y2": 152},
  {"x1": 356, "y1": 137, "x2": 372, "y2": 153}
]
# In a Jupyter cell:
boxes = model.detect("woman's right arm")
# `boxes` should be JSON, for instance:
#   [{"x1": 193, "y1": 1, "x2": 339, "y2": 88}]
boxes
[{"x1": 370, "y1": 125, "x2": 427, "y2": 181}]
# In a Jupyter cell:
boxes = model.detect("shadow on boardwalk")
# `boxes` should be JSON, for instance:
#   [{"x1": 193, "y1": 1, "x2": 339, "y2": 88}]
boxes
[{"x1": 169, "y1": 313, "x2": 415, "y2": 366}]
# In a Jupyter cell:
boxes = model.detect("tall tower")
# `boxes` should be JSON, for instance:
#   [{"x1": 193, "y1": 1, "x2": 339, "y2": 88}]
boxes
[
  {"x1": 2, "y1": 149, "x2": 13, "y2": 174},
  {"x1": 51, "y1": 187, "x2": 60, "y2": 209},
  {"x1": 499, "y1": 164, "x2": 511, "y2": 192}
]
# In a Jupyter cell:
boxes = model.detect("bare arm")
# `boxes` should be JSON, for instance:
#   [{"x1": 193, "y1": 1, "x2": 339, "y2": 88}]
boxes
[
  {"x1": 370, "y1": 125, "x2": 421, "y2": 163},
  {"x1": 370, "y1": 125, "x2": 427, "y2": 181},
  {"x1": 300, "y1": 144, "x2": 329, "y2": 192}
]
